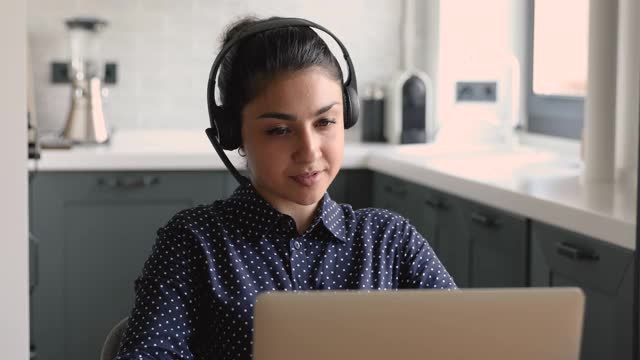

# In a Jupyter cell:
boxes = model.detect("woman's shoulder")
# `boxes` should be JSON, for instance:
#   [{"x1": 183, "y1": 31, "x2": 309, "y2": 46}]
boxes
[
  {"x1": 334, "y1": 205, "x2": 418, "y2": 246},
  {"x1": 340, "y1": 204, "x2": 412, "y2": 230},
  {"x1": 158, "y1": 199, "x2": 229, "y2": 232}
]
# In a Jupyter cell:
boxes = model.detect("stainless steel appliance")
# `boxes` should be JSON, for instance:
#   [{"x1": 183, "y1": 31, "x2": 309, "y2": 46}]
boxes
[
  {"x1": 384, "y1": 0, "x2": 434, "y2": 144},
  {"x1": 361, "y1": 84, "x2": 386, "y2": 142},
  {"x1": 385, "y1": 70, "x2": 434, "y2": 144},
  {"x1": 62, "y1": 17, "x2": 110, "y2": 144}
]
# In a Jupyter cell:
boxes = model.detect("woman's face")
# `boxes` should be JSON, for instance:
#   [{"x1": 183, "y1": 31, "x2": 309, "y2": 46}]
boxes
[{"x1": 241, "y1": 66, "x2": 345, "y2": 212}]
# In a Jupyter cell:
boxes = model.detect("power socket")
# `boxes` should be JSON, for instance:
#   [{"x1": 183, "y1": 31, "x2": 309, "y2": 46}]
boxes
[
  {"x1": 456, "y1": 81, "x2": 497, "y2": 102},
  {"x1": 104, "y1": 62, "x2": 117, "y2": 84},
  {"x1": 51, "y1": 62, "x2": 70, "y2": 83},
  {"x1": 49, "y1": 61, "x2": 118, "y2": 84}
]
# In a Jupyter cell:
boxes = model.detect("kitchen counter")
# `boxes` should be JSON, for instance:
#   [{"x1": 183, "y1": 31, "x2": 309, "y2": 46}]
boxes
[
  {"x1": 28, "y1": 129, "x2": 637, "y2": 250},
  {"x1": 29, "y1": 130, "x2": 383, "y2": 171}
]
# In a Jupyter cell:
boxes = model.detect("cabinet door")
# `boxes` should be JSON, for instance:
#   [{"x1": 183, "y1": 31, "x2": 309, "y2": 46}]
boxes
[
  {"x1": 343, "y1": 170, "x2": 373, "y2": 210},
  {"x1": 328, "y1": 170, "x2": 348, "y2": 204},
  {"x1": 416, "y1": 190, "x2": 470, "y2": 287},
  {"x1": 413, "y1": 186, "x2": 441, "y2": 252},
  {"x1": 466, "y1": 201, "x2": 528, "y2": 288},
  {"x1": 30, "y1": 171, "x2": 230, "y2": 360},
  {"x1": 372, "y1": 172, "x2": 417, "y2": 219},
  {"x1": 373, "y1": 176, "x2": 469, "y2": 287},
  {"x1": 324, "y1": 170, "x2": 373, "y2": 209},
  {"x1": 530, "y1": 221, "x2": 633, "y2": 360}
]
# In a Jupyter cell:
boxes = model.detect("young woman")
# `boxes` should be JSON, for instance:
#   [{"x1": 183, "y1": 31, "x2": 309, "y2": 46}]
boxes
[{"x1": 116, "y1": 16, "x2": 456, "y2": 360}]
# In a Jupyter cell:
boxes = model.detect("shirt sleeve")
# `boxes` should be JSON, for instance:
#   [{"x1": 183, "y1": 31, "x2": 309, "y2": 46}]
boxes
[
  {"x1": 116, "y1": 214, "x2": 206, "y2": 359},
  {"x1": 400, "y1": 220, "x2": 457, "y2": 290}
]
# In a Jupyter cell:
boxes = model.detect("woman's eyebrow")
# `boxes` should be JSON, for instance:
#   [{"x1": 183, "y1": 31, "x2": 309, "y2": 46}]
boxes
[
  {"x1": 257, "y1": 112, "x2": 296, "y2": 121},
  {"x1": 314, "y1": 102, "x2": 337, "y2": 116},
  {"x1": 257, "y1": 102, "x2": 338, "y2": 121}
]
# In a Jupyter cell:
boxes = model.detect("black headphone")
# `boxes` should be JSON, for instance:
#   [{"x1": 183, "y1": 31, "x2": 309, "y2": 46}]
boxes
[{"x1": 205, "y1": 17, "x2": 359, "y2": 186}]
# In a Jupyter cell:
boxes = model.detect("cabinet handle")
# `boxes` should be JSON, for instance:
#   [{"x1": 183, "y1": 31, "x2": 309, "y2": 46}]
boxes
[
  {"x1": 97, "y1": 176, "x2": 160, "y2": 189},
  {"x1": 470, "y1": 212, "x2": 500, "y2": 228},
  {"x1": 425, "y1": 198, "x2": 446, "y2": 210},
  {"x1": 29, "y1": 232, "x2": 39, "y2": 291},
  {"x1": 383, "y1": 185, "x2": 408, "y2": 197},
  {"x1": 556, "y1": 242, "x2": 600, "y2": 262}
]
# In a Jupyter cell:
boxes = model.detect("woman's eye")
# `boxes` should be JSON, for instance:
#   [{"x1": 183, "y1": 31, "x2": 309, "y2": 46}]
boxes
[
  {"x1": 266, "y1": 127, "x2": 290, "y2": 136},
  {"x1": 316, "y1": 118, "x2": 336, "y2": 127}
]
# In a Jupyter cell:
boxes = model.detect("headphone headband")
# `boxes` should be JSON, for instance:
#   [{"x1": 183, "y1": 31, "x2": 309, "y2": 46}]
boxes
[{"x1": 207, "y1": 17, "x2": 358, "y2": 130}]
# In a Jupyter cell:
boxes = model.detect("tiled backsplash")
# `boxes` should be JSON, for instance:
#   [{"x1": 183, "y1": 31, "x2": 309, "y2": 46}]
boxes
[{"x1": 28, "y1": 0, "x2": 406, "y2": 141}]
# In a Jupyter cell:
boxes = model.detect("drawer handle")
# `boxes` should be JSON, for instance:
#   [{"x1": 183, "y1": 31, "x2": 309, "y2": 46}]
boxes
[
  {"x1": 425, "y1": 198, "x2": 446, "y2": 210},
  {"x1": 556, "y1": 242, "x2": 600, "y2": 262},
  {"x1": 471, "y1": 212, "x2": 500, "y2": 228},
  {"x1": 98, "y1": 176, "x2": 160, "y2": 189},
  {"x1": 383, "y1": 185, "x2": 408, "y2": 197},
  {"x1": 29, "y1": 232, "x2": 39, "y2": 291}
]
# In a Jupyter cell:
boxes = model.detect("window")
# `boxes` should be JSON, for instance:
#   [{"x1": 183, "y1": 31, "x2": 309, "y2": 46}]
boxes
[{"x1": 526, "y1": 0, "x2": 589, "y2": 139}]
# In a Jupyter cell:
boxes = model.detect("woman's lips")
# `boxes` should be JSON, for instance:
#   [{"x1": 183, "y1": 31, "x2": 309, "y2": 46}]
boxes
[{"x1": 290, "y1": 171, "x2": 322, "y2": 187}]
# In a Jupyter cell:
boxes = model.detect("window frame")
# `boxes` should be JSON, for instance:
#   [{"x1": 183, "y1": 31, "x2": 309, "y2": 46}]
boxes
[{"x1": 525, "y1": 0, "x2": 585, "y2": 139}]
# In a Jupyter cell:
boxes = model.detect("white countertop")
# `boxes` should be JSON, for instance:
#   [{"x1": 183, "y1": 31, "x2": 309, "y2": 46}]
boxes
[
  {"x1": 30, "y1": 130, "x2": 382, "y2": 171},
  {"x1": 28, "y1": 129, "x2": 637, "y2": 250}
]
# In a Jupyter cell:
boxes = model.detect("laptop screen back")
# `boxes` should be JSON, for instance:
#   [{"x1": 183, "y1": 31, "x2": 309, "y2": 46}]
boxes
[{"x1": 253, "y1": 288, "x2": 584, "y2": 360}]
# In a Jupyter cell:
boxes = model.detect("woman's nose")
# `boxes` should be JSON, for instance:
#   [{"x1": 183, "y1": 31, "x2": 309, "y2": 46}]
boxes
[{"x1": 293, "y1": 127, "x2": 321, "y2": 164}]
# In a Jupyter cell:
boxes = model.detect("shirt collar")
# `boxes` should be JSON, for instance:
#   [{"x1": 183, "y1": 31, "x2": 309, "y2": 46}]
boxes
[
  {"x1": 227, "y1": 183, "x2": 347, "y2": 243},
  {"x1": 316, "y1": 192, "x2": 348, "y2": 243}
]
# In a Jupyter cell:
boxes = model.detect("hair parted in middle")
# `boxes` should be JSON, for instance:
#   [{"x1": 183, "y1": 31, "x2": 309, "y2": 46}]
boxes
[{"x1": 216, "y1": 16, "x2": 344, "y2": 143}]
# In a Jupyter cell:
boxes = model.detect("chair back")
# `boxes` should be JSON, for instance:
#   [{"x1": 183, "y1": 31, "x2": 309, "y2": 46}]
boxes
[{"x1": 100, "y1": 317, "x2": 129, "y2": 360}]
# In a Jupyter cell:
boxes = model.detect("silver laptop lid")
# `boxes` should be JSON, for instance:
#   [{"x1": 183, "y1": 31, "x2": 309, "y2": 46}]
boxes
[{"x1": 254, "y1": 288, "x2": 584, "y2": 360}]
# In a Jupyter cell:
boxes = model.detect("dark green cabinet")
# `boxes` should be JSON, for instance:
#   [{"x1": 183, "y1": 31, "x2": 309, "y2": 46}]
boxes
[
  {"x1": 372, "y1": 172, "x2": 419, "y2": 219},
  {"x1": 465, "y1": 201, "x2": 528, "y2": 288},
  {"x1": 413, "y1": 187, "x2": 470, "y2": 287},
  {"x1": 372, "y1": 173, "x2": 528, "y2": 289},
  {"x1": 30, "y1": 168, "x2": 632, "y2": 360},
  {"x1": 330, "y1": 170, "x2": 372, "y2": 209},
  {"x1": 29, "y1": 169, "x2": 370, "y2": 360},
  {"x1": 413, "y1": 193, "x2": 528, "y2": 288},
  {"x1": 530, "y1": 221, "x2": 633, "y2": 360},
  {"x1": 30, "y1": 171, "x2": 232, "y2": 360}
]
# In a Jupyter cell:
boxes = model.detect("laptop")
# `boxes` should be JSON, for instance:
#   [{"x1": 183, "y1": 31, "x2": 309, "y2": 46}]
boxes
[{"x1": 253, "y1": 288, "x2": 584, "y2": 360}]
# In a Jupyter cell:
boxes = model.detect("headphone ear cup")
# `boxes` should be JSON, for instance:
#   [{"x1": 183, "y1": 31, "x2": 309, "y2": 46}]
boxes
[
  {"x1": 343, "y1": 85, "x2": 359, "y2": 129},
  {"x1": 212, "y1": 106, "x2": 240, "y2": 150},
  {"x1": 224, "y1": 114, "x2": 242, "y2": 150}
]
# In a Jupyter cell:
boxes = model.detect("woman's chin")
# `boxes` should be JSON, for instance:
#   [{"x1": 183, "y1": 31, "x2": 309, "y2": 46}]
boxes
[
  {"x1": 288, "y1": 187, "x2": 326, "y2": 206},
  {"x1": 254, "y1": 172, "x2": 332, "y2": 208}
]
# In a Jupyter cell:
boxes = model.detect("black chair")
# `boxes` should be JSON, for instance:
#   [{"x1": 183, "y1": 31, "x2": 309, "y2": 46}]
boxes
[{"x1": 100, "y1": 317, "x2": 129, "y2": 360}]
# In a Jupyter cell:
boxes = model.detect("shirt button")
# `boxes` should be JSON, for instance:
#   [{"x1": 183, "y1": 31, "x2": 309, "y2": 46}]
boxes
[{"x1": 294, "y1": 241, "x2": 301, "y2": 250}]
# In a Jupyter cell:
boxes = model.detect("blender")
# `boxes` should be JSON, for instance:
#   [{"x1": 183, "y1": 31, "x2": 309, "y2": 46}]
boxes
[{"x1": 62, "y1": 17, "x2": 110, "y2": 144}]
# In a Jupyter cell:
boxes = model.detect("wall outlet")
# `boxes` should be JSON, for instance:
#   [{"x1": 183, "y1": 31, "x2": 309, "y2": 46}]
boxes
[
  {"x1": 456, "y1": 81, "x2": 497, "y2": 102},
  {"x1": 104, "y1": 62, "x2": 117, "y2": 84},
  {"x1": 51, "y1": 62, "x2": 69, "y2": 83},
  {"x1": 50, "y1": 61, "x2": 118, "y2": 84}
]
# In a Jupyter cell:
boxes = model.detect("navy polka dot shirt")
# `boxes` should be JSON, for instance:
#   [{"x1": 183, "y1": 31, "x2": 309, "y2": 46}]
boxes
[{"x1": 116, "y1": 183, "x2": 456, "y2": 359}]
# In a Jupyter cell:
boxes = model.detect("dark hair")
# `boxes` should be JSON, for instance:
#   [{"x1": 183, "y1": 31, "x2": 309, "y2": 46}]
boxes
[{"x1": 217, "y1": 16, "x2": 344, "y2": 136}]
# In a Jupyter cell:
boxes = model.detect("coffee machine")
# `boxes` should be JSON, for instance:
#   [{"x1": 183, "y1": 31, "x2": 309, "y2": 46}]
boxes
[
  {"x1": 385, "y1": 70, "x2": 434, "y2": 144},
  {"x1": 384, "y1": 0, "x2": 434, "y2": 144},
  {"x1": 62, "y1": 17, "x2": 110, "y2": 144}
]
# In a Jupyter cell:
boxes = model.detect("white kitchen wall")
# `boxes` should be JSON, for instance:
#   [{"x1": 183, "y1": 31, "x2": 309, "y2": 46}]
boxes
[
  {"x1": 436, "y1": 0, "x2": 527, "y2": 142},
  {"x1": 1, "y1": 1, "x2": 29, "y2": 358},
  {"x1": 27, "y1": 0, "x2": 414, "y2": 142}
]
